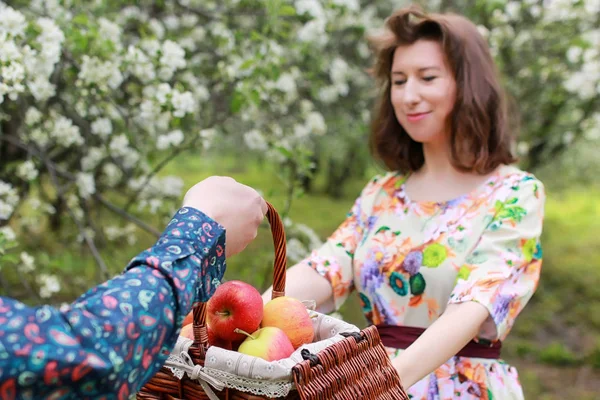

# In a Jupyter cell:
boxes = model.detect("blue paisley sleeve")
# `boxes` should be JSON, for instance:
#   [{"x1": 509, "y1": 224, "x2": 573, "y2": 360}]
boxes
[{"x1": 0, "y1": 207, "x2": 226, "y2": 400}]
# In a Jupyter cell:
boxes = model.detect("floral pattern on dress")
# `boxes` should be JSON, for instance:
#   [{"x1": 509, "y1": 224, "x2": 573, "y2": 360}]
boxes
[{"x1": 299, "y1": 165, "x2": 545, "y2": 399}]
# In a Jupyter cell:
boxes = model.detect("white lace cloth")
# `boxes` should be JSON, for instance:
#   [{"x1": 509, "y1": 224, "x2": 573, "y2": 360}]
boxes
[{"x1": 165, "y1": 310, "x2": 360, "y2": 398}]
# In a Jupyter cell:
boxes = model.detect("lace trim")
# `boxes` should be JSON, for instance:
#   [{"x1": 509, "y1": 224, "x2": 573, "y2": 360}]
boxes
[{"x1": 204, "y1": 367, "x2": 294, "y2": 397}]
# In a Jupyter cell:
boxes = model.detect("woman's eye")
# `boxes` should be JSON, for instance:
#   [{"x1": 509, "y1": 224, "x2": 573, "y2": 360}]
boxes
[
  {"x1": 423, "y1": 76, "x2": 437, "y2": 82},
  {"x1": 393, "y1": 80, "x2": 406, "y2": 85}
]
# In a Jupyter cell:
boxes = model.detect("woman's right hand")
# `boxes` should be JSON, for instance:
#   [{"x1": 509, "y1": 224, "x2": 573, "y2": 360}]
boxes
[{"x1": 182, "y1": 176, "x2": 268, "y2": 258}]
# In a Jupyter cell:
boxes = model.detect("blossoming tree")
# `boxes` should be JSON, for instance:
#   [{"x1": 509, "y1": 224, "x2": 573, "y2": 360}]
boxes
[{"x1": 0, "y1": 0, "x2": 598, "y2": 300}]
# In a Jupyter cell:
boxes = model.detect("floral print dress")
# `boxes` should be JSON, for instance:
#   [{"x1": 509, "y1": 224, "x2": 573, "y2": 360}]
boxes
[{"x1": 299, "y1": 164, "x2": 546, "y2": 400}]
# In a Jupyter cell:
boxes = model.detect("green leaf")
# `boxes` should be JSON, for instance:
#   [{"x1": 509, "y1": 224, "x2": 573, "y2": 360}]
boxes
[
  {"x1": 73, "y1": 13, "x2": 89, "y2": 26},
  {"x1": 230, "y1": 91, "x2": 245, "y2": 113},
  {"x1": 240, "y1": 59, "x2": 255, "y2": 70},
  {"x1": 279, "y1": 5, "x2": 296, "y2": 16},
  {"x1": 1, "y1": 253, "x2": 19, "y2": 264},
  {"x1": 276, "y1": 146, "x2": 293, "y2": 159},
  {"x1": 375, "y1": 226, "x2": 390, "y2": 234},
  {"x1": 249, "y1": 89, "x2": 261, "y2": 106}
]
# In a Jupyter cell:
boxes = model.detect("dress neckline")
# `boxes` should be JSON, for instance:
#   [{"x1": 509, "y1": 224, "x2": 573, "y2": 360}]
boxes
[{"x1": 396, "y1": 165, "x2": 507, "y2": 208}]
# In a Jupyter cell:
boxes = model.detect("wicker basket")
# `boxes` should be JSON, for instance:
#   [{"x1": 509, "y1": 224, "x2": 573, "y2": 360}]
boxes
[{"x1": 137, "y1": 203, "x2": 409, "y2": 400}]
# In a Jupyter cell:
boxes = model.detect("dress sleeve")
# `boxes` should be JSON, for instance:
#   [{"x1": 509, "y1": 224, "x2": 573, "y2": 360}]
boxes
[
  {"x1": 0, "y1": 207, "x2": 225, "y2": 399},
  {"x1": 448, "y1": 176, "x2": 546, "y2": 342},
  {"x1": 297, "y1": 175, "x2": 383, "y2": 310}
]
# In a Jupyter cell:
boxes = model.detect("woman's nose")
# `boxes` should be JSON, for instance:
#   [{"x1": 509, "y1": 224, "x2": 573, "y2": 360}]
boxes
[{"x1": 402, "y1": 79, "x2": 420, "y2": 105}]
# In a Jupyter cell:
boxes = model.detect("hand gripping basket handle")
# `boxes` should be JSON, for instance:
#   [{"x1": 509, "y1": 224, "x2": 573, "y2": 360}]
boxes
[{"x1": 190, "y1": 201, "x2": 286, "y2": 350}]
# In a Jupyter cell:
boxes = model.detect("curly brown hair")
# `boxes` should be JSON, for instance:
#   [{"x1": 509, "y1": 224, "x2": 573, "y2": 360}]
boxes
[{"x1": 367, "y1": 5, "x2": 517, "y2": 174}]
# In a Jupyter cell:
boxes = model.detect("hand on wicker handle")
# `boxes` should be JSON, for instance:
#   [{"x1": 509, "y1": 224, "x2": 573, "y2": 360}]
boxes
[
  {"x1": 182, "y1": 176, "x2": 268, "y2": 258},
  {"x1": 190, "y1": 201, "x2": 287, "y2": 350}
]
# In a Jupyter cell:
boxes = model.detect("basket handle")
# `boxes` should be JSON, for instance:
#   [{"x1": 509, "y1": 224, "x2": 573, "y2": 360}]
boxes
[{"x1": 190, "y1": 201, "x2": 287, "y2": 349}]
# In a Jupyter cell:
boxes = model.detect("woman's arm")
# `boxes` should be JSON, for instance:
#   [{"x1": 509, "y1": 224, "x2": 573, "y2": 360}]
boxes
[
  {"x1": 0, "y1": 207, "x2": 226, "y2": 399},
  {"x1": 262, "y1": 264, "x2": 335, "y2": 314},
  {"x1": 263, "y1": 175, "x2": 387, "y2": 313},
  {"x1": 392, "y1": 302, "x2": 489, "y2": 388}
]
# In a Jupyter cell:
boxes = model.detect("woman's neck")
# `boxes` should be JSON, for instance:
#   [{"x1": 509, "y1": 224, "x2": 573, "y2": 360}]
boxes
[{"x1": 418, "y1": 140, "x2": 459, "y2": 180}]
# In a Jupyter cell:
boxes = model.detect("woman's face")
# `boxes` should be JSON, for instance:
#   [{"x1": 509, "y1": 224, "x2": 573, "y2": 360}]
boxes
[{"x1": 390, "y1": 39, "x2": 457, "y2": 145}]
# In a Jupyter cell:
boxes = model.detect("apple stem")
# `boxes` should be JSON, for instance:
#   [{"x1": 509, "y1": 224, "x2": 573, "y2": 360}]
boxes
[
  {"x1": 215, "y1": 311, "x2": 229, "y2": 316},
  {"x1": 234, "y1": 328, "x2": 256, "y2": 340}
]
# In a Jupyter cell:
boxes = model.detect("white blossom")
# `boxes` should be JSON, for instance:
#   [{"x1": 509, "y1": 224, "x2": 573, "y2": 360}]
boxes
[
  {"x1": 98, "y1": 18, "x2": 123, "y2": 50},
  {"x1": 159, "y1": 40, "x2": 186, "y2": 76},
  {"x1": 38, "y1": 273, "x2": 61, "y2": 298},
  {"x1": 91, "y1": 118, "x2": 113, "y2": 137},
  {"x1": 275, "y1": 73, "x2": 297, "y2": 101},
  {"x1": 126, "y1": 46, "x2": 155, "y2": 83},
  {"x1": 156, "y1": 129, "x2": 184, "y2": 150},
  {"x1": 148, "y1": 19, "x2": 165, "y2": 39},
  {"x1": 0, "y1": 200, "x2": 13, "y2": 220},
  {"x1": 171, "y1": 90, "x2": 195, "y2": 117},
  {"x1": 78, "y1": 56, "x2": 123, "y2": 90},
  {"x1": 50, "y1": 115, "x2": 84, "y2": 147},
  {"x1": 140, "y1": 39, "x2": 161, "y2": 57},
  {"x1": 318, "y1": 86, "x2": 339, "y2": 103},
  {"x1": 306, "y1": 111, "x2": 327, "y2": 135},
  {"x1": 27, "y1": 76, "x2": 56, "y2": 101},
  {"x1": 505, "y1": 2, "x2": 521, "y2": 20},
  {"x1": 567, "y1": 46, "x2": 582, "y2": 63},
  {"x1": 0, "y1": 6, "x2": 27, "y2": 37},
  {"x1": 102, "y1": 163, "x2": 122, "y2": 187},
  {"x1": 584, "y1": 0, "x2": 600, "y2": 14},
  {"x1": 16, "y1": 161, "x2": 38, "y2": 181},
  {"x1": 25, "y1": 107, "x2": 42, "y2": 126},
  {"x1": 109, "y1": 134, "x2": 130, "y2": 157},
  {"x1": 155, "y1": 83, "x2": 172, "y2": 105},
  {"x1": 199, "y1": 128, "x2": 217, "y2": 149},
  {"x1": 0, "y1": 226, "x2": 16, "y2": 241},
  {"x1": 76, "y1": 173, "x2": 96, "y2": 199},
  {"x1": 298, "y1": 19, "x2": 327, "y2": 45},
  {"x1": 295, "y1": 0, "x2": 325, "y2": 19},
  {"x1": 20, "y1": 252, "x2": 35, "y2": 272},
  {"x1": 81, "y1": 147, "x2": 105, "y2": 171},
  {"x1": 160, "y1": 176, "x2": 184, "y2": 198},
  {"x1": 191, "y1": 26, "x2": 206, "y2": 42},
  {"x1": 244, "y1": 129, "x2": 268, "y2": 151},
  {"x1": 194, "y1": 85, "x2": 210, "y2": 102}
]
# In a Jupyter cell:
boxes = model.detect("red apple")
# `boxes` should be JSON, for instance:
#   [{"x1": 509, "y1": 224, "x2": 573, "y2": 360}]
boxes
[
  {"x1": 262, "y1": 296, "x2": 314, "y2": 349},
  {"x1": 206, "y1": 280, "x2": 263, "y2": 343},
  {"x1": 207, "y1": 325, "x2": 233, "y2": 350},
  {"x1": 236, "y1": 327, "x2": 295, "y2": 361}
]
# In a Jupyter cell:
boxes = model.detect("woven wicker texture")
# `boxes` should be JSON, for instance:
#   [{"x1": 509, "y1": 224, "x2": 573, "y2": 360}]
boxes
[{"x1": 137, "y1": 203, "x2": 409, "y2": 400}]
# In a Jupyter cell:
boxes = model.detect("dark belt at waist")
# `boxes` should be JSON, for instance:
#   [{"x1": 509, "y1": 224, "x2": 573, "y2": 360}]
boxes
[{"x1": 375, "y1": 324, "x2": 502, "y2": 359}]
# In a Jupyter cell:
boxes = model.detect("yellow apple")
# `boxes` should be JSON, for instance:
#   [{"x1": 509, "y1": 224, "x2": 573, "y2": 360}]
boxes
[{"x1": 261, "y1": 296, "x2": 314, "y2": 349}]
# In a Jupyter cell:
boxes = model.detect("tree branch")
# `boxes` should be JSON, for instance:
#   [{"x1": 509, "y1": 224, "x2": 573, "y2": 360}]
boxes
[
  {"x1": 94, "y1": 194, "x2": 161, "y2": 237},
  {"x1": 15, "y1": 265, "x2": 40, "y2": 301},
  {"x1": 0, "y1": 270, "x2": 11, "y2": 296},
  {"x1": 0, "y1": 135, "x2": 161, "y2": 242},
  {"x1": 173, "y1": 0, "x2": 221, "y2": 19},
  {"x1": 39, "y1": 146, "x2": 111, "y2": 280}
]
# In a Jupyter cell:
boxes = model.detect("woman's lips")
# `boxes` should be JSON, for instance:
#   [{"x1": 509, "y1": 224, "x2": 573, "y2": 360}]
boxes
[{"x1": 406, "y1": 112, "x2": 431, "y2": 122}]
